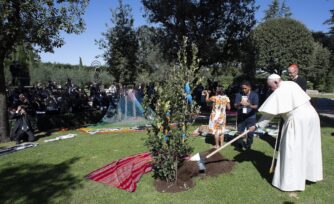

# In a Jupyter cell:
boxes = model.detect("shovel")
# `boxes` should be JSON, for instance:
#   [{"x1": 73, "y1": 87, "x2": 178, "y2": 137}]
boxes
[{"x1": 190, "y1": 130, "x2": 250, "y2": 171}]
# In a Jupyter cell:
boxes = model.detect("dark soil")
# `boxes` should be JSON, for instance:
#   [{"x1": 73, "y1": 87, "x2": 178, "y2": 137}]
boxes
[{"x1": 154, "y1": 149, "x2": 235, "y2": 193}]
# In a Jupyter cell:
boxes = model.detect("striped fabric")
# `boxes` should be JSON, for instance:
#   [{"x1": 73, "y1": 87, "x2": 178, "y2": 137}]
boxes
[{"x1": 86, "y1": 152, "x2": 152, "y2": 192}]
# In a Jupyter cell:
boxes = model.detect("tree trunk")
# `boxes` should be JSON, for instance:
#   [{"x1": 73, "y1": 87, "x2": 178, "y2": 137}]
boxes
[{"x1": 0, "y1": 57, "x2": 10, "y2": 142}]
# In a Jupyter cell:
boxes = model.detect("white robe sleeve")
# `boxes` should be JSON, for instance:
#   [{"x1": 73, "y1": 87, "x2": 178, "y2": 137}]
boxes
[
  {"x1": 256, "y1": 113, "x2": 275, "y2": 129},
  {"x1": 258, "y1": 81, "x2": 310, "y2": 115}
]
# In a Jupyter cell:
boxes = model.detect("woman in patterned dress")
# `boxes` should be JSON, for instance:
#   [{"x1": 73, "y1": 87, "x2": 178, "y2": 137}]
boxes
[{"x1": 204, "y1": 86, "x2": 231, "y2": 149}]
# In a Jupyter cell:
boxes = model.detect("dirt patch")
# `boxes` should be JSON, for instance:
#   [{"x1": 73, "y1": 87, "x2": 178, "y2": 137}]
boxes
[{"x1": 154, "y1": 149, "x2": 235, "y2": 193}]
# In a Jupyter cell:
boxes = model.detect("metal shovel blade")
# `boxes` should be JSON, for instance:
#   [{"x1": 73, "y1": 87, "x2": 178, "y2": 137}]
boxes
[
  {"x1": 190, "y1": 153, "x2": 206, "y2": 171},
  {"x1": 190, "y1": 153, "x2": 200, "y2": 161}
]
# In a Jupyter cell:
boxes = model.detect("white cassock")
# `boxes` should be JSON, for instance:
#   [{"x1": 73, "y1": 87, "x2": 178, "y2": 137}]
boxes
[{"x1": 257, "y1": 81, "x2": 323, "y2": 191}]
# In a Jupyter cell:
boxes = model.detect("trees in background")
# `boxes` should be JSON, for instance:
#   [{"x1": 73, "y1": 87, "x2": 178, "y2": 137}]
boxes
[
  {"x1": 135, "y1": 26, "x2": 171, "y2": 83},
  {"x1": 308, "y1": 42, "x2": 331, "y2": 91},
  {"x1": 0, "y1": 0, "x2": 89, "y2": 142},
  {"x1": 324, "y1": 9, "x2": 334, "y2": 35},
  {"x1": 141, "y1": 0, "x2": 257, "y2": 67},
  {"x1": 28, "y1": 62, "x2": 114, "y2": 87},
  {"x1": 248, "y1": 18, "x2": 314, "y2": 75},
  {"x1": 97, "y1": 0, "x2": 138, "y2": 84},
  {"x1": 322, "y1": 9, "x2": 334, "y2": 92},
  {"x1": 248, "y1": 16, "x2": 333, "y2": 92},
  {"x1": 3, "y1": 44, "x2": 40, "y2": 87},
  {"x1": 263, "y1": 0, "x2": 292, "y2": 21}
]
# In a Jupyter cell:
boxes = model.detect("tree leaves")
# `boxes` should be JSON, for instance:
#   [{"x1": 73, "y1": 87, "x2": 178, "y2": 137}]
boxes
[
  {"x1": 98, "y1": 0, "x2": 138, "y2": 83},
  {"x1": 144, "y1": 37, "x2": 199, "y2": 182},
  {"x1": 249, "y1": 18, "x2": 314, "y2": 75},
  {"x1": 0, "y1": 0, "x2": 88, "y2": 57},
  {"x1": 142, "y1": 0, "x2": 257, "y2": 66}
]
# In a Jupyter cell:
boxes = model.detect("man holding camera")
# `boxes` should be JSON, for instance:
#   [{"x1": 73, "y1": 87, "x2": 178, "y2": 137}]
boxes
[{"x1": 10, "y1": 106, "x2": 35, "y2": 144}]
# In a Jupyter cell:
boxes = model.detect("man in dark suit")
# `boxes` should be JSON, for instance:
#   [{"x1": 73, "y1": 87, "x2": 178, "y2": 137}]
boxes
[
  {"x1": 288, "y1": 64, "x2": 307, "y2": 91},
  {"x1": 10, "y1": 106, "x2": 35, "y2": 144}
]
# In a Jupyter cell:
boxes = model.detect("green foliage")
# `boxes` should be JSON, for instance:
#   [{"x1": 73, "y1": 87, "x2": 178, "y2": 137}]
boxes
[
  {"x1": 0, "y1": 0, "x2": 89, "y2": 141},
  {"x1": 307, "y1": 42, "x2": 331, "y2": 91},
  {"x1": 144, "y1": 37, "x2": 201, "y2": 182},
  {"x1": 0, "y1": 0, "x2": 88, "y2": 57},
  {"x1": 263, "y1": 0, "x2": 292, "y2": 21},
  {"x1": 324, "y1": 9, "x2": 334, "y2": 35},
  {"x1": 263, "y1": 0, "x2": 280, "y2": 20},
  {"x1": 79, "y1": 57, "x2": 83, "y2": 67},
  {"x1": 142, "y1": 0, "x2": 257, "y2": 66},
  {"x1": 135, "y1": 26, "x2": 172, "y2": 84},
  {"x1": 311, "y1": 31, "x2": 334, "y2": 92},
  {"x1": 279, "y1": 0, "x2": 292, "y2": 18},
  {"x1": 324, "y1": 71, "x2": 334, "y2": 92},
  {"x1": 322, "y1": 10, "x2": 334, "y2": 92},
  {"x1": 249, "y1": 18, "x2": 314, "y2": 75},
  {"x1": 312, "y1": 31, "x2": 334, "y2": 53},
  {"x1": 97, "y1": 0, "x2": 138, "y2": 83},
  {"x1": 28, "y1": 63, "x2": 114, "y2": 87}
]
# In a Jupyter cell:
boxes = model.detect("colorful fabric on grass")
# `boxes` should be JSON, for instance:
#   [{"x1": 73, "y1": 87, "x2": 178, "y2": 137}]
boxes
[
  {"x1": 78, "y1": 127, "x2": 145, "y2": 135},
  {"x1": 86, "y1": 152, "x2": 152, "y2": 192}
]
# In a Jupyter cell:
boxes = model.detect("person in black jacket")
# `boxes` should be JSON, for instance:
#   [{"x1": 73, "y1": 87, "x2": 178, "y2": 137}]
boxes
[
  {"x1": 288, "y1": 64, "x2": 307, "y2": 92},
  {"x1": 10, "y1": 106, "x2": 35, "y2": 144}
]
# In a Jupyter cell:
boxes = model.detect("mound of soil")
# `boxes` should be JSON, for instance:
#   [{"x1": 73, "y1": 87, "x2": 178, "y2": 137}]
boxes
[{"x1": 154, "y1": 149, "x2": 235, "y2": 193}]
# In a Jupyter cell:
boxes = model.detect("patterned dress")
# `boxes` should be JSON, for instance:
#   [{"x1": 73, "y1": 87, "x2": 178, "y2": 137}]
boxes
[{"x1": 208, "y1": 95, "x2": 230, "y2": 135}]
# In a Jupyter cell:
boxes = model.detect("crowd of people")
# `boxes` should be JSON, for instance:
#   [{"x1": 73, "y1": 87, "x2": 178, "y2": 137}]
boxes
[
  {"x1": 6, "y1": 80, "x2": 146, "y2": 144},
  {"x1": 7, "y1": 79, "x2": 110, "y2": 116},
  {"x1": 6, "y1": 75, "x2": 269, "y2": 135}
]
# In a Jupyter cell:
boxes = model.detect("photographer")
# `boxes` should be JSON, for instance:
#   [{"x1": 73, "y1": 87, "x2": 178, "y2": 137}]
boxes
[
  {"x1": 234, "y1": 80, "x2": 259, "y2": 151},
  {"x1": 10, "y1": 106, "x2": 35, "y2": 144}
]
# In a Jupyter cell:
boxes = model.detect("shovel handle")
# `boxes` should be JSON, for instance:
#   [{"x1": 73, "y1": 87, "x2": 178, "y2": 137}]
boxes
[{"x1": 206, "y1": 130, "x2": 250, "y2": 159}]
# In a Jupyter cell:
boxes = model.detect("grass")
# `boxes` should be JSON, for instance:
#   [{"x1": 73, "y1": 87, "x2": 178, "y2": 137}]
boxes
[{"x1": 0, "y1": 124, "x2": 333, "y2": 204}]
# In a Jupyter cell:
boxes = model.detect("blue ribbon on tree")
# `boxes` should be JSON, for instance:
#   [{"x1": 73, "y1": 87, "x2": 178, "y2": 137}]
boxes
[
  {"x1": 184, "y1": 82, "x2": 193, "y2": 104},
  {"x1": 182, "y1": 133, "x2": 187, "y2": 139},
  {"x1": 184, "y1": 82, "x2": 191, "y2": 94},
  {"x1": 186, "y1": 94, "x2": 192, "y2": 104}
]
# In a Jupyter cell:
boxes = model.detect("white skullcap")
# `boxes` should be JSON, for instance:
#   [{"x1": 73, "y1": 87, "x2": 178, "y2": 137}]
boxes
[{"x1": 267, "y1": 74, "x2": 281, "y2": 80}]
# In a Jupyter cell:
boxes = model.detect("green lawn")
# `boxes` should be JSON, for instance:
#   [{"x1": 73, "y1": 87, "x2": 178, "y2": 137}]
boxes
[{"x1": 0, "y1": 125, "x2": 333, "y2": 204}]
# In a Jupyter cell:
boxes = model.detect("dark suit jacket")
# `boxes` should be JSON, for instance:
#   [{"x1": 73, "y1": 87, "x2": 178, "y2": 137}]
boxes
[
  {"x1": 10, "y1": 113, "x2": 33, "y2": 140},
  {"x1": 294, "y1": 76, "x2": 307, "y2": 92}
]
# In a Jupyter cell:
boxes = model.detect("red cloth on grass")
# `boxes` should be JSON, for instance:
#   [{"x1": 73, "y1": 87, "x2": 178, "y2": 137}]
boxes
[{"x1": 86, "y1": 152, "x2": 152, "y2": 192}]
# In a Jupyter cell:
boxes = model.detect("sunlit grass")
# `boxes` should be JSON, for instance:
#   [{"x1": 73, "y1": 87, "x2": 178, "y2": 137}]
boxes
[{"x1": 0, "y1": 123, "x2": 333, "y2": 204}]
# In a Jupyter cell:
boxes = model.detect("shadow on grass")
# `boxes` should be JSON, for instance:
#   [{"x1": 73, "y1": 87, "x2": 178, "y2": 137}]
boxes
[
  {"x1": 0, "y1": 157, "x2": 82, "y2": 203},
  {"x1": 233, "y1": 149, "x2": 273, "y2": 184},
  {"x1": 319, "y1": 115, "x2": 334, "y2": 128},
  {"x1": 259, "y1": 133, "x2": 277, "y2": 149},
  {"x1": 205, "y1": 134, "x2": 215, "y2": 145}
]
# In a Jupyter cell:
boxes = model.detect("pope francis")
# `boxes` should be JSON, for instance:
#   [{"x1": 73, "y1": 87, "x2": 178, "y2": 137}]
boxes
[{"x1": 249, "y1": 74, "x2": 323, "y2": 191}]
